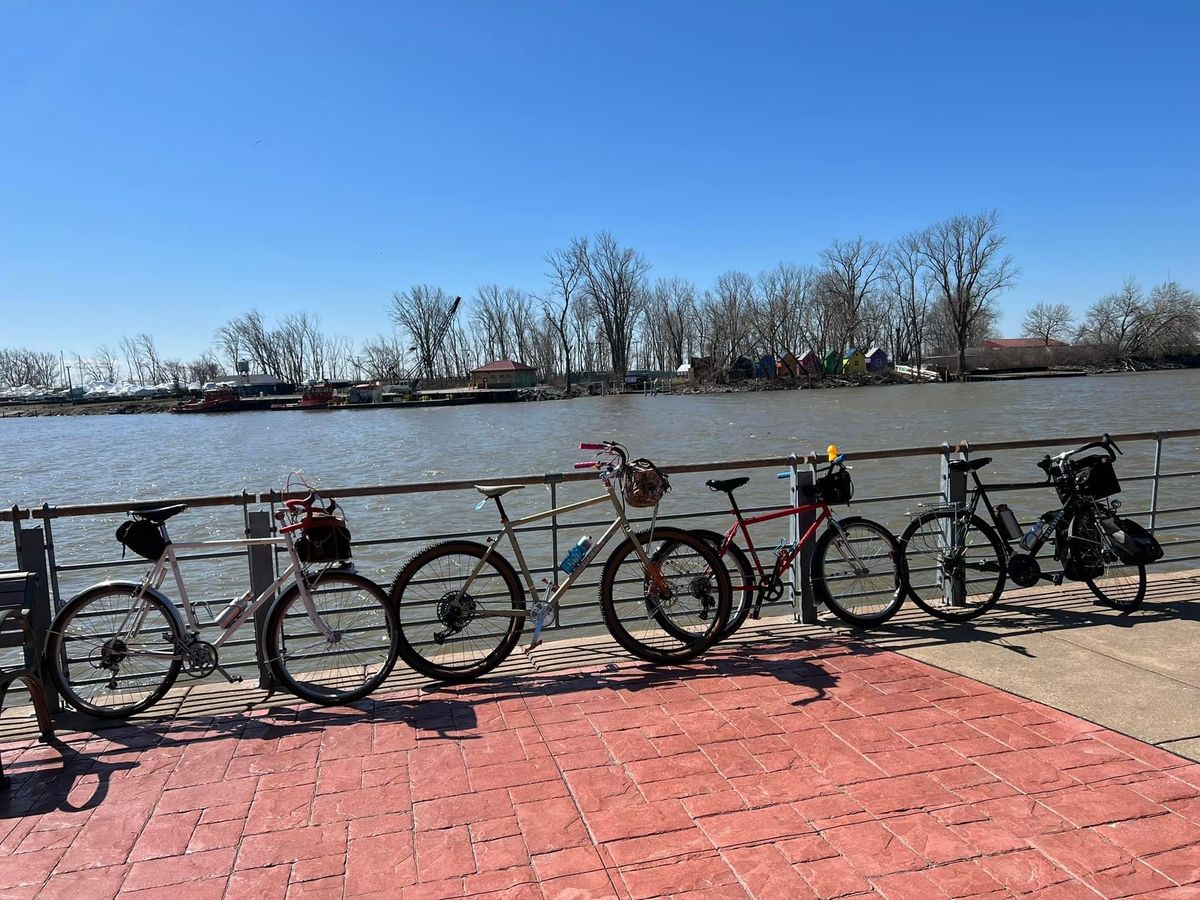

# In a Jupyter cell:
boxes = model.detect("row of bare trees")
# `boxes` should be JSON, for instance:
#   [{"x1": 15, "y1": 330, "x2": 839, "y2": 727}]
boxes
[{"x1": 1023, "y1": 280, "x2": 1200, "y2": 358}]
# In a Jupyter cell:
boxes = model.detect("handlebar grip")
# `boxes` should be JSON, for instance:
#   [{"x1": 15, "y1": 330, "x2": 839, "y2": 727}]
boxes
[
  {"x1": 574, "y1": 461, "x2": 600, "y2": 469},
  {"x1": 579, "y1": 442, "x2": 605, "y2": 451}
]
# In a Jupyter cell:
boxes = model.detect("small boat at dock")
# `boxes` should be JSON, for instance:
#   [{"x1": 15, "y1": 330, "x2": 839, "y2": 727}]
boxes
[{"x1": 174, "y1": 385, "x2": 240, "y2": 414}]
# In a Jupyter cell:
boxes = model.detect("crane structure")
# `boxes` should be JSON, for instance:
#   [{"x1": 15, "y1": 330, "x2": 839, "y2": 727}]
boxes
[{"x1": 388, "y1": 295, "x2": 462, "y2": 399}]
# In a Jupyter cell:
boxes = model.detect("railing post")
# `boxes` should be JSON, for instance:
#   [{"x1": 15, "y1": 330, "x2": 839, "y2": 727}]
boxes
[
  {"x1": 789, "y1": 453, "x2": 818, "y2": 624},
  {"x1": 40, "y1": 505, "x2": 62, "y2": 611},
  {"x1": 10, "y1": 505, "x2": 22, "y2": 569},
  {"x1": 1149, "y1": 432, "x2": 1163, "y2": 533},
  {"x1": 16, "y1": 525, "x2": 61, "y2": 713},
  {"x1": 547, "y1": 473, "x2": 562, "y2": 627},
  {"x1": 940, "y1": 443, "x2": 968, "y2": 608},
  {"x1": 246, "y1": 509, "x2": 275, "y2": 690}
]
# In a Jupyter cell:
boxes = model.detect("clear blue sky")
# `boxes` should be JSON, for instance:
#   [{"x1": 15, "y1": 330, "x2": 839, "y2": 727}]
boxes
[{"x1": 2, "y1": 0, "x2": 1197, "y2": 361}]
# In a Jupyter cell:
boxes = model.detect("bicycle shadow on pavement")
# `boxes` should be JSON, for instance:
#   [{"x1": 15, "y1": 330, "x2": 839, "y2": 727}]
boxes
[{"x1": 0, "y1": 737, "x2": 138, "y2": 819}]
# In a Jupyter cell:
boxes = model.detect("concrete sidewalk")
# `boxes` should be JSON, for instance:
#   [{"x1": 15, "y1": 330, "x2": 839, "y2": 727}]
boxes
[{"x1": 4, "y1": 634, "x2": 1200, "y2": 898}]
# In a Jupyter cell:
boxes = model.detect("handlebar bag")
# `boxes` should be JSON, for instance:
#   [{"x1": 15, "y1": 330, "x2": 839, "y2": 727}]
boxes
[
  {"x1": 296, "y1": 515, "x2": 353, "y2": 563},
  {"x1": 805, "y1": 468, "x2": 854, "y2": 505},
  {"x1": 1101, "y1": 516, "x2": 1164, "y2": 565},
  {"x1": 116, "y1": 519, "x2": 168, "y2": 560},
  {"x1": 1072, "y1": 457, "x2": 1121, "y2": 498},
  {"x1": 624, "y1": 458, "x2": 671, "y2": 508}
]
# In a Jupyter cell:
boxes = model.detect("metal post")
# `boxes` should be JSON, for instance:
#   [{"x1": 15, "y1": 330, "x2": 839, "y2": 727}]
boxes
[
  {"x1": 547, "y1": 474, "x2": 562, "y2": 627},
  {"x1": 939, "y1": 445, "x2": 968, "y2": 608},
  {"x1": 11, "y1": 505, "x2": 22, "y2": 569},
  {"x1": 17, "y1": 525, "x2": 61, "y2": 713},
  {"x1": 246, "y1": 510, "x2": 275, "y2": 689},
  {"x1": 789, "y1": 453, "x2": 818, "y2": 624},
  {"x1": 1149, "y1": 432, "x2": 1163, "y2": 533},
  {"x1": 41, "y1": 505, "x2": 62, "y2": 611}
]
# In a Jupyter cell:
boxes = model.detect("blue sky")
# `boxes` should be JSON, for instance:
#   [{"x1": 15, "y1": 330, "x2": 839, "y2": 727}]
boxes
[{"x1": 2, "y1": 1, "x2": 1197, "y2": 361}]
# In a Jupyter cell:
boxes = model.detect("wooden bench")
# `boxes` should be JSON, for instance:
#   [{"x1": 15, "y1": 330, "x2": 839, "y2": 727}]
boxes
[{"x1": 1, "y1": 572, "x2": 54, "y2": 787}]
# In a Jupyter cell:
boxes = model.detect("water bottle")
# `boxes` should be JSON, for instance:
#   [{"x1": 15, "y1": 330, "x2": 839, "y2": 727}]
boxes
[
  {"x1": 215, "y1": 594, "x2": 252, "y2": 629},
  {"x1": 559, "y1": 536, "x2": 592, "y2": 574},
  {"x1": 1020, "y1": 510, "x2": 1062, "y2": 553},
  {"x1": 995, "y1": 504, "x2": 1022, "y2": 542}
]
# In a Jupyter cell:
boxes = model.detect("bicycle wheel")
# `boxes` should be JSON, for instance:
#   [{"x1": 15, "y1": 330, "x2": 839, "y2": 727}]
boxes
[
  {"x1": 811, "y1": 516, "x2": 903, "y2": 627},
  {"x1": 654, "y1": 529, "x2": 755, "y2": 639},
  {"x1": 47, "y1": 583, "x2": 182, "y2": 718},
  {"x1": 600, "y1": 527, "x2": 732, "y2": 663},
  {"x1": 263, "y1": 570, "x2": 400, "y2": 705},
  {"x1": 1070, "y1": 514, "x2": 1147, "y2": 612},
  {"x1": 388, "y1": 540, "x2": 526, "y2": 682},
  {"x1": 899, "y1": 509, "x2": 1006, "y2": 621}
]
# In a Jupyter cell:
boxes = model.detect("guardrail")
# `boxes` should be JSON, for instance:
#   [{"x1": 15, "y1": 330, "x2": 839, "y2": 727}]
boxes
[{"x1": 4, "y1": 428, "x2": 1199, "y2": 691}]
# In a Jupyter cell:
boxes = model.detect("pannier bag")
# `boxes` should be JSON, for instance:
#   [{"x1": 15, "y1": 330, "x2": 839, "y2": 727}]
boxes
[
  {"x1": 116, "y1": 519, "x2": 168, "y2": 561},
  {"x1": 624, "y1": 458, "x2": 671, "y2": 508},
  {"x1": 1100, "y1": 516, "x2": 1164, "y2": 565},
  {"x1": 1073, "y1": 456, "x2": 1121, "y2": 498},
  {"x1": 806, "y1": 468, "x2": 854, "y2": 505},
  {"x1": 295, "y1": 515, "x2": 353, "y2": 564}
]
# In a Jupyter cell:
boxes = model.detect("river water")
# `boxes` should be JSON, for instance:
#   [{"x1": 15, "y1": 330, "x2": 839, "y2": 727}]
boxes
[{"x1": 2, "y1": 369, "x2": 1198, "y2": 613}]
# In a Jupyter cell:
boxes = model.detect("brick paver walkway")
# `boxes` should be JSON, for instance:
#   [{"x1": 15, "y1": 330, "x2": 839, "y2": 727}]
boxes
[{"x1": 3, "y1": 636, "x2": 1200, "y2": 898}]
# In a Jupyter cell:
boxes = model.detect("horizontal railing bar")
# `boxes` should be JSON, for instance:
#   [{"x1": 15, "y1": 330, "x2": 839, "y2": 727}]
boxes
[{"x1": 9, "y1": 428, "x2": 1200, "y2": 523}]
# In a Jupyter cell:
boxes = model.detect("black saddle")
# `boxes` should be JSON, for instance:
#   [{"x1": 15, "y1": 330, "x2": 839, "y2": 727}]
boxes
[
  {"x1": 706, "y1": 476, "x2": 750, "y2": 494},
  {"x1": 947, "y1": 457, "x2": 992, "y2": 473},
  {"x1": 128, "y1": 504, "x2": 188, "y2": 523}
]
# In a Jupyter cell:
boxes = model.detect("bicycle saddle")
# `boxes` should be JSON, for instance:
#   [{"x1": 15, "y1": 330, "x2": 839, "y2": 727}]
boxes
[
  {"x1": 128, "y1": 503, "x2": 187, "y2": 522},
  {"x1": 947, "y1": 457, "x2": 992, "y2": 473},
  {"x1": 706, "y1": 476, "x2": 750, "y2": 493},
  {"x1": 474, "y1": 484, "x2": 526, "y2": 498}
]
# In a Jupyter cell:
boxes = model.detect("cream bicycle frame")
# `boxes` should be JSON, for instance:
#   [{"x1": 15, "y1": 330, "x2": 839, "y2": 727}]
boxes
[{"x1": 458, "y1": 475, "x2": 661, "y2": 620}]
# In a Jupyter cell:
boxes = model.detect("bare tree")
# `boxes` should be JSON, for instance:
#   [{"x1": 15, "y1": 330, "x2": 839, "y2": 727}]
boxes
[
  {"x1": 573, "y1": 232, "x2": 650, "y2": 376},
  {"x1": 1022, "y1": 302, "x2": 1075, "y2": 344},
  {"x1": 882, "y1": 233, "x2": 931, "y2": 370},
  {"x1": 187, "y1": 352, "x2": 224, "y2": 384},
  {"x1": 542, "y1": 247, "x2": 584, "y2": 395},
  {"x1": 390, "y1": 285, "x2": 460, "y2": 378},
  {"x1": 645, "y1": 277, "x2": 696, "y2": 370},
  {"x1": 0, "y1": 348, "x2": 60, "y2": 386},
  {"x1": 819, "y1": 237, "x2": 886, "y2": 352},
  {"x1": 1077, "y1": 278, "x2": 1145, "y2": 355},
  {"x1": 919, "y1": 211, "x2": 1017, "y2": 373}
]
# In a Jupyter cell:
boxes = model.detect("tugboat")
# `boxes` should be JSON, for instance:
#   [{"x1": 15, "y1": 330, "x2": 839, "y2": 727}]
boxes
[
  {"x1": 271, "y1": 382, "x2": 335, "y2": 411},
  {"x1": 174, "y1": 385, "x2": 240, "y2": 413}
]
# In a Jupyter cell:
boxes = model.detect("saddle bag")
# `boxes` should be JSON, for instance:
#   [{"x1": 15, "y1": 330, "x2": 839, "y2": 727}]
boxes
[
  {"x1": 295, "y1": 515, "x2": 353, "y2": 563},
  {"x1": 116, "y1": 519, "x2": 168, "y2": 561}
]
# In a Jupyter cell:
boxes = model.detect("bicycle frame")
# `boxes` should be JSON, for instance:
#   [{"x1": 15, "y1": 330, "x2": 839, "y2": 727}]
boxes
[
  {"x1": 117, "y1": 530, "x2": 334, "y2": 658},
  {"x1": 455, "y1": 475, "x2": 663, "y2": 622},
  {"x1": 720, "y1": 501, "x2": 834, "y2": 580}
]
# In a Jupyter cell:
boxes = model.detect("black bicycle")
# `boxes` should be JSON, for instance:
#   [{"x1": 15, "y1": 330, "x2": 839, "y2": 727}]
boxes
[{"x1": 897, "y1": 434, "x2": 1158, "y2": 621}]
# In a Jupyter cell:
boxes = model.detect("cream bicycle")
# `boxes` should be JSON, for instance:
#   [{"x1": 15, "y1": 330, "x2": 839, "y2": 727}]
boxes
[{"x1": 388, "y1": 440, "x2": 733, "y2": 682}]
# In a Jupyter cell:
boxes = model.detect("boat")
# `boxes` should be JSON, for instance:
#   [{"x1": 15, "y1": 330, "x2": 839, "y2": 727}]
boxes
[
  {"x1": 174, "y1": 385, "x2": 240, "y2": 413},
  {"x1": 271, "y1": 382, "x2": 335, "y2": 411}
]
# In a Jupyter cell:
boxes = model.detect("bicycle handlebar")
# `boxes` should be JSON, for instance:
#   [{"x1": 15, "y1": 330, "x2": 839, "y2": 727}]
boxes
[
  {"x1": 574, "y1": 461, "x2": 601, "y2": 469},
  {"x1": 579, "y1": 442, "x2": 606, "y2": 451}
]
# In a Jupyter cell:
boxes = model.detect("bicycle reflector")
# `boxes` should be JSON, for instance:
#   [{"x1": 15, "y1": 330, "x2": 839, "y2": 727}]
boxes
[{"x1": 827, "y1": 444, "x2": 839, "y2": 462}]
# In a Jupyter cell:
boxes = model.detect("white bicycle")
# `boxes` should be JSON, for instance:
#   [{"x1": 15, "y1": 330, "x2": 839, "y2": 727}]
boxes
[{"x1": 47, "y1": 492, "x2": 399, "y2": 718}]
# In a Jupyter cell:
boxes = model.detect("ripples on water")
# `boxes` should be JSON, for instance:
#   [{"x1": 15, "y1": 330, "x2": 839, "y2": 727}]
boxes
[{"x1": 2, "y1": 370, "x2": 1197, "y2": 608}]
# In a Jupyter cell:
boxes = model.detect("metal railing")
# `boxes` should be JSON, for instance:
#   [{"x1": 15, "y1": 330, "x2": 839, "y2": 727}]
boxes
[{"x1": 4, "y1": 428, "x2": 1199, "y2": 688}]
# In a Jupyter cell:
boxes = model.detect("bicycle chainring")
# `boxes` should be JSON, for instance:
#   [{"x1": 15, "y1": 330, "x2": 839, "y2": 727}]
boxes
[
  {"x1": 760, "y1": 575, "x2": 785, "y2": 603},
  {"x1": 1008, "y1": 553, "x2": 1041, "y2": 588},
  {"x1": 184, "y1": 640, "x2": 219, "y2": 678}
]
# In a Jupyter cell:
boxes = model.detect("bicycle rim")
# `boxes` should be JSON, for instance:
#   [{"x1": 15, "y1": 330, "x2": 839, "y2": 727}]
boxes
[
  {"x1": 813, "y1": 518, "x2": 903, "y2": 626},
  {"x1": 266, "y1": 572, "x2": 399, "y2": 704},
  {"x1": 900, "y1": 510, "x2": 1006, "y2": 621}
]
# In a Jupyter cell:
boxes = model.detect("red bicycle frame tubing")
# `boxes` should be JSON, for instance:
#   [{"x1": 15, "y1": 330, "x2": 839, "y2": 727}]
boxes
[{"x1": 719, "y1": 502, "x2": 831, "y2": 578}]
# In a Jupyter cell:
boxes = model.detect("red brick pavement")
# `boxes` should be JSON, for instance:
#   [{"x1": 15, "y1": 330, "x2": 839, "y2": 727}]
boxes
[{"x1": 3, "y1": 636, "x2": 1200, "y2": 898}]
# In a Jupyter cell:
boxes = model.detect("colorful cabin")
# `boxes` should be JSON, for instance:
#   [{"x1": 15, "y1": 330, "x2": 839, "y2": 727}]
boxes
[
  {"x1": 754, "y1": 355, "x2": 777, "y2": 379},
  {"x1": 865, "y1": 347, "x2": 889, "y2": 372},
  {"x1": 823, "y1": 350, "x2": 843, "y2": 375},
  {"x1": 841, "y1": 348, "x2": 867, "y2": 376},
  {"x1": 797, "y1": 350, "x2": 822, "y2": 376}
]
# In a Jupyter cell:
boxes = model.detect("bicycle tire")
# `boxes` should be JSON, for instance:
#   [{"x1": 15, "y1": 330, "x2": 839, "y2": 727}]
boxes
[
  {"x1": 388, "y1": 540, "x2": 526, "y2": 683},
  {"x1": 812, "y1": 516, "x2": 904, "y2": 627},
  {"x1": 263, "y1": 570, "x2": 400, "y2": 705},
  {"x1": 898, "y1": 509, "x2": 1006, "y2": 622},
  {"x1": 1070, "y1": 513, "x2": 1147, "y2": 612},
  {"x1": 654, "y1": 529, "x2": 756, "y2": 639},
  {"x1": 600, "y1": 527, "x2": 732, "y2": 663},
  {"x1": 47, "y1": 583, "x2": 183, "y2": 718}
]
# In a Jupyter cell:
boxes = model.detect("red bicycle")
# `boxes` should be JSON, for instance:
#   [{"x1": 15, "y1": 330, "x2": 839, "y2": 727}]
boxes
[{"x1": 659, "y1": 450, "x2": 903, "y2": 632}]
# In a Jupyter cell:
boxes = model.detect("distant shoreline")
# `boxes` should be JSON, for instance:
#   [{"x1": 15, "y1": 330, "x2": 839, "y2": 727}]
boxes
[{"x1": 1, "y1": 361, "x2": 1192, "y2": 418}]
